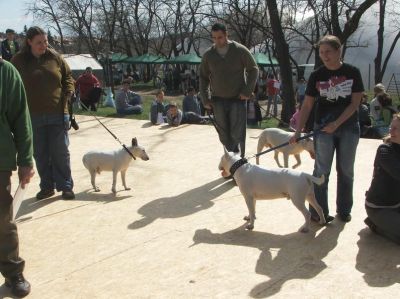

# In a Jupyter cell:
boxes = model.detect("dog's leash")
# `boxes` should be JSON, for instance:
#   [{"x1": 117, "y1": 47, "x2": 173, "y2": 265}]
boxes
[
  {"x1": 206, "y1": 109, "x2": 225, "y2": 136},
  {"x1": 246, "y1": 129, "x2": 321, "y2": 160},
  {"x1": 77, "y1": 100, "x2": 136, "y2": 160}
]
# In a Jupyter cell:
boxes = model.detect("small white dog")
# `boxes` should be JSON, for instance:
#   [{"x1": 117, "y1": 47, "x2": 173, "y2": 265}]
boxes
[
  {"x1": 219, "y1": 148, "x2": 326, "y2": 233},
  {"x1": 82, "y1": 138, "x2": 149, "y2": 193},
  {"x1": 255, "y1": 128, "x2": 315, "y2": 168}
]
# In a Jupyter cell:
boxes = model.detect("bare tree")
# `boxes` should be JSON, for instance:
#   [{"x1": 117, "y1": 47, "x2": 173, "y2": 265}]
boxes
[
  {"x1": 266, "y1": 0, "x2": 295, "y2": 123},
  {"x1": 27, "y1": 0, "x2": 67, "y2": 52},
  {"x1": 374, "y1": 0, "x2": 400, "y2": 83}
]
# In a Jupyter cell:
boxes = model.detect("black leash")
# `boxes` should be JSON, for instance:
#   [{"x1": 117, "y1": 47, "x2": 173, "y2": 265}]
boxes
[
  {"x1": 206, "y1": 109, "x2": 224, "y2": 135},
  {"x1": 77, "y1": 99, "x2": 136, "y2": 160}
]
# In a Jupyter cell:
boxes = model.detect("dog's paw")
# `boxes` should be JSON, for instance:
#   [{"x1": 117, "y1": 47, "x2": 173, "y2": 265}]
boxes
[
  {"x1": 124, "y1": 187, "x2": 131, "y2": 191},
  {"x1": 112, "y1": 188, "x2": 117, "y2": 194},
  {"x1": 94, "y1": 188, "x2": 100, "y2": 192},
  {"x1": 245, "y1": 223, "x2": 254, "y2": 230},
  {"x1": 298, "y1": 225, "x2": 309, "y2": 233},
  {"x1": 243, "y1": 215, "x2": 250, "y2": 221}
]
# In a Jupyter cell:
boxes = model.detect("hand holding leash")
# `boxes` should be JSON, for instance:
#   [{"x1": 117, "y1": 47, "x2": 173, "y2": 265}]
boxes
[{"x1": 322, "y1": 121, "x2": 338, "y2": 134}]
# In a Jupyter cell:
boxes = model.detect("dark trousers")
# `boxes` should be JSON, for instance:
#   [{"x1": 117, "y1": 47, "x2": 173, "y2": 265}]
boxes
[
  {"x1": 366, "y1": 206, "x2": 400, "y2": 244},
  {"x1": 0, "y1": 171, "x2": 25, "y2": 278},
  {"x1": 212, "y1": 98, "x2": 247, "y2": 157}
]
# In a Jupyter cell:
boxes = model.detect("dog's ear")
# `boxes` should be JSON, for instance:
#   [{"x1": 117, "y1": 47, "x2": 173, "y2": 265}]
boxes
[
  {"x1": 223, "y1": 146, "x2": 229, "y2": 156},
  {"x1": 237, "y1": 144, "x2": 242, "y2": 157},
  {"x1": 132, "y1": 138, "x2": 138, "y2": 147}
]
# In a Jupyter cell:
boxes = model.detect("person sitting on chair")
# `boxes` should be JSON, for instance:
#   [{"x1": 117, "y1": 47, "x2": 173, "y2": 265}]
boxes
[{"x1": 75, "y1": 67, "x2": 101, "y2": 111}]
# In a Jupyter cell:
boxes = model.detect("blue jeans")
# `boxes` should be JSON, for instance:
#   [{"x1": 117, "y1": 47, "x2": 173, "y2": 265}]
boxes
[
  {"x1": 31, "y1": 114, "x2": 74, "y2": 192},
  {"x1": 212, "y1": 99, "x2": 247, "y2": 157},
  {"x1": 117, "y1": 105, "x2": 143, "y2": 115},
  {"x1": 310, "y1": 122, "x2": 360, "y2": 217}
]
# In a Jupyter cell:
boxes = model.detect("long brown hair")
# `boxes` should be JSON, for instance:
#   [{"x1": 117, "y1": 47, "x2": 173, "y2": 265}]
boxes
[{"x1": 20, "y1": 26, "x2": 59, "y2": 59}]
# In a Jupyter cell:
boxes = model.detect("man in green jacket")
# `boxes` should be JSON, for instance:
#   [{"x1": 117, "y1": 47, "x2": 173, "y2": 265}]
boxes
[
  {"x1": 0, "y1": 58, "x2": 34, "y2": 297},
  {"x1": 200, "y1": 23, "x2": 258, "y2": 161}
]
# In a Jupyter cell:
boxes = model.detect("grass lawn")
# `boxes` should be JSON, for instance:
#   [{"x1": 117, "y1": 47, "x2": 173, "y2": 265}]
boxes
[{"x1": 73, "y1": 84, "x2": 281, "y2": 129}]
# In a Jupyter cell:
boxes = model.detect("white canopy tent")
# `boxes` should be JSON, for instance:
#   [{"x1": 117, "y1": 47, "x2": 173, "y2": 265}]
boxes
[{"x1": 63, "y1": 54, "x2": 103, "y2": 81}]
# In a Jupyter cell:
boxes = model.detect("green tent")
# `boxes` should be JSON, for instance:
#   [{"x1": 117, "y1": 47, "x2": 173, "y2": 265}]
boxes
[
  {"x1": 110, "y1": 53, "x2": 128, "y2": 63},
  {"x1": 167, "y1": 53, "x2": 202, "y2": 65},
  {"x1": 123, "y1": 53, "x2": 166, "y2": 64},
  {"x1": 252, "y1": 53, "x2": 279, "y2": 66}
]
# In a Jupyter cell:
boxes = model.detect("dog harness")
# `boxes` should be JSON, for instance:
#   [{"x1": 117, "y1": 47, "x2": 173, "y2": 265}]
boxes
[{"x1": 229, "y1": 158, "x2": 248, "y2": 176}]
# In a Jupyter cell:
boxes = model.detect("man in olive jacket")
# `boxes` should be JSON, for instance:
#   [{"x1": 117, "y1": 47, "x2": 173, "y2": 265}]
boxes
[
  {"x1": 200, "y1": 23, "x2": 258, "y2": 159},
  {"x1": 0, "y1": 58, "x2": 34, "y2": 297}
]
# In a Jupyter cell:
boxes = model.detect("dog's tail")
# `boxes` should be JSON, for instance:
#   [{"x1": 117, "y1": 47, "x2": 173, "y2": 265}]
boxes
[
  {"x1": 82, "y1": 155, "x2": 89, "y2": 170},
  {"x1": 306, "y1": 174, "x2": 325, "y2": 186}
]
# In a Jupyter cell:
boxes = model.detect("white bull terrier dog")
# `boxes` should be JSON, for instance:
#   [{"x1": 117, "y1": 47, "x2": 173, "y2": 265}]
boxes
[
  {"x1": 255, "y1": 128, "x2": 315, "y2": 168},
  {"x1": 219, "y1": 148, "x2": 326, "y2": 233},
  {"x1": 82, "y1": 137, "x2": 149, "y2": 194}
]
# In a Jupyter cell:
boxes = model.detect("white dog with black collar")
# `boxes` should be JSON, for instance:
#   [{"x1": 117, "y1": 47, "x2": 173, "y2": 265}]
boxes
[{"x1": 219, "y1": 148, "x2": 326, "y2": 232}]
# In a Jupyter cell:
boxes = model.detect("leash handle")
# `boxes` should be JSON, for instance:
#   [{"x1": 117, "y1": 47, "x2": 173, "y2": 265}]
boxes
[
  {"x1": 206, "y1": 109, "x2": 221, "y2": 135},
  {"x1": 254, "y1": 130, "x2": 320, "y2": 158}
]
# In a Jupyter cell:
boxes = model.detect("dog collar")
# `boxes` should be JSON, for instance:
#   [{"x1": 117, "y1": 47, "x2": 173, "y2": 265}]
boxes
[{"x1": 229, "y1": 158, "x2": 248, "y2": 176}]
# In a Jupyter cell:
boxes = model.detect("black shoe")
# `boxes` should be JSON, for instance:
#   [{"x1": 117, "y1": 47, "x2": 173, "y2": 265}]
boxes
[
  {"x1": 311, "y1": 214, "x2": 334, "y2": 224},
  {"x1": 62, "y1": 190, "x2": 75, "y2": 200},
  {"x1": 36, "y1": 189, "x2": 55, "y2": 200},
  {"x1": 338, "y1": 214, "x2": 352, "y2": 222},
  {"x1": 5, "y1": 273, "x2": 31, "y2": 298}
]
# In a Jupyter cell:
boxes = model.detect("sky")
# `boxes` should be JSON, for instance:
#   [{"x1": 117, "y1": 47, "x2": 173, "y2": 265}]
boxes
[{"x1": 0, "y1": 0, "x2": 33, "y2": 33}]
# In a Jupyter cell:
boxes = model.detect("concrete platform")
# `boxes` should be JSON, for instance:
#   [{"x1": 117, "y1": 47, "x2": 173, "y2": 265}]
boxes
[{"x1": 2, "y1": 115, "x2": 399, "y2": 298}]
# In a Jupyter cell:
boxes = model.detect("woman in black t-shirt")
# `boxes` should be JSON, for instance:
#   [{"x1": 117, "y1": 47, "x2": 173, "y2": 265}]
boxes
[
  {"x1": 290, "y1": 35, "x2": 364, "y2": 223},
  {"x1": 365, "y1": 113, "x2": 400, "y2": 244}
]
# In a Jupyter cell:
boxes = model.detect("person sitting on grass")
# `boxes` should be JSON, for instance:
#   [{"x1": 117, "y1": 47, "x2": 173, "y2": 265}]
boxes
[
  {"x1": 115, "y1": 79, "x2": 143, "y2": 115},
  {"x1": 370, "y1": 93, "x2": 397, "y2": 138},
  {"x1": 166, "y1": 102, "x2": 183, "y2": 126},
  {"x1": 364, "y1": 113, "x2": 400, "y2": 245},
  {"x1": 150, "y1": 90, "x2": 167, "y2": 125},
  {"x1": 183, "y1": 87, "x2": 201, "y2": 115}
]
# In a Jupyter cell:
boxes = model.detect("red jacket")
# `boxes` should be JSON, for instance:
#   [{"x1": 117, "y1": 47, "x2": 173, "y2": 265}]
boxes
[
  {"x1": 75, "y1": 73, "x2": 100, "y2": 99},
  {"x1": 267, "y1": 79, "x2": 279, "y2": 96}
]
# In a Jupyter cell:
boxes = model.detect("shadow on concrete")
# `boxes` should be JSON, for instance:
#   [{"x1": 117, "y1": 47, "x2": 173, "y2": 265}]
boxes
[
  {"x1": 355, "y1": 228, "x2": 400, "y2": 287},
  {"x1": 193, "y1": 221, "x2": 345, "y2": 298},
  {"x1": 15, "y1": 190, "x2": 130, "y2": 223},
  {"x1": 0, "y1": 283, "x2": 18, "y2": 298},
  {"x1": 141, "y1": 122, "x2": 153, "y2": 128},
  {"x1": 128, "y1": 178, "x2": 234, "y2": 230}
]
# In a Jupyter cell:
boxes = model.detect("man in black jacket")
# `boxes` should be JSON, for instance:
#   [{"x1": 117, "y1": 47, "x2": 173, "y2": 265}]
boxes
[{"x1": 1, "y1": 29, "x2": 20, "y2": 61}]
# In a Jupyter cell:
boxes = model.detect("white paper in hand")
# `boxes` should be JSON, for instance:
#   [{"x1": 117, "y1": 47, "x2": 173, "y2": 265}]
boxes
[
  {"x1": 13, "y1": 184, "x2": 27, "y2": 220},
  {"x1": 157, "y1": 112, "x2": 164, "y2": 124}
]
